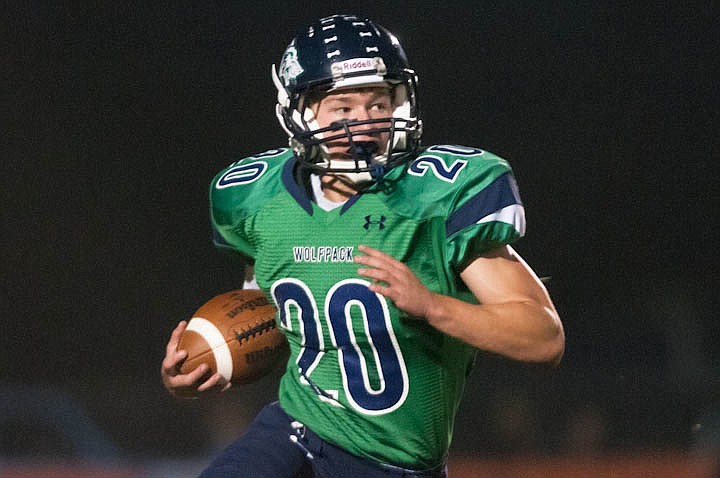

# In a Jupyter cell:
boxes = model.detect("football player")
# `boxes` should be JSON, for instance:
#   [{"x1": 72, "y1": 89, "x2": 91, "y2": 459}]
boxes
[{"x1": 162, "y1": 14, "x2": 564, "y2": 478}]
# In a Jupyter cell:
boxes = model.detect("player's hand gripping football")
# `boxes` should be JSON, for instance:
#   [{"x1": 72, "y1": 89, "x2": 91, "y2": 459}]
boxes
[
  {"x1": 355, "y1": 244, "x2": 438, "y2": 320},
  {"x1": 161, "y1": 321, "x2": 232, "y2": 398}
]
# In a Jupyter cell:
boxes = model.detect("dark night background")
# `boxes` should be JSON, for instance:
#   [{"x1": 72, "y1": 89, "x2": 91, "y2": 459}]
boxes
[{"x1": 2, "y1": 0, "x2": 718, "y2": 468}]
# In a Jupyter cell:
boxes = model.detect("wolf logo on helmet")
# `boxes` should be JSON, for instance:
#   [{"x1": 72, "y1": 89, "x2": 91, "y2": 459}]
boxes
[{"x1": 277, "y1": 40, "x2": 303, "y2": 87}]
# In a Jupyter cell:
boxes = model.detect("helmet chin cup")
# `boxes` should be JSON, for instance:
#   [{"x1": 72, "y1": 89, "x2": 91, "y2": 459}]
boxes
[
  {"x1": 328, "y1": 170, "x2": 374, "y2": 186},
  {"x1": 324, "y1": 157, "x2": 381, "y2": 187}
]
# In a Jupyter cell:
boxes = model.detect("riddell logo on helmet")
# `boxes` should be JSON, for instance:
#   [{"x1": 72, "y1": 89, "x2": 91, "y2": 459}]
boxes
[
  {"x1": 331, "y1": 57, "x2": 387, "y2": 79},
  {"x1": 340, "y1": 58, "x2": 375, "y2": 73}
]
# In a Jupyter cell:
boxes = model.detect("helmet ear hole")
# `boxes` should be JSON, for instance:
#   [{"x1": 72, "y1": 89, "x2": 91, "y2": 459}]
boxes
[{"x1": 300, "y1": 98, "x2": 316, "y2": 124}]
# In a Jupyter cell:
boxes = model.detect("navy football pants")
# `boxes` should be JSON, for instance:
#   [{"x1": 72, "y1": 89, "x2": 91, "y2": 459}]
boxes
[{"x1": 198, "y1": 401, "x2": 448, "y2": 478}]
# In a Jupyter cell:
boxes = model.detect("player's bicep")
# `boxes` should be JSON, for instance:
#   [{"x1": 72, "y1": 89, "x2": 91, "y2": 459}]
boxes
[{"x1": 459, "y1": 245, "x2": 553, "y2": 308}]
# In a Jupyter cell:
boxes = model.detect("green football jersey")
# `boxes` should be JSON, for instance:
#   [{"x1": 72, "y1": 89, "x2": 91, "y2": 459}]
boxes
[{"x1": 210, "y1": 145, "x2": 525, "y2": 468}]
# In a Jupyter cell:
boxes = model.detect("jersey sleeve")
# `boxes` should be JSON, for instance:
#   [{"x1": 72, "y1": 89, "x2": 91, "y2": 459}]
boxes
[
  {"x1": 209, "y1": 148, "x2": 293, "y2": 259},
  {"x1": 444, "y1": 150, "x2": 526, "y2": 270}
]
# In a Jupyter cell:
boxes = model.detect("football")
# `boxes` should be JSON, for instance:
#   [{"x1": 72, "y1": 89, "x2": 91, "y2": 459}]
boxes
[{"x1": 178, "y1": 289, "x2": 288, "y2": 385}]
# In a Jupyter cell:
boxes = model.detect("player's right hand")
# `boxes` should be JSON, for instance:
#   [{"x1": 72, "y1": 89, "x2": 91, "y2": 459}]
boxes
[{"x1": 161, "y1": 321, "x2": 231, "y2": 398}]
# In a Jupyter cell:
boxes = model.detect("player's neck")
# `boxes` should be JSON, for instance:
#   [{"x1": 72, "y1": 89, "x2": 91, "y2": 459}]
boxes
[{"x1": 320, "y1": 175, "x2": 358, "y2": 203}]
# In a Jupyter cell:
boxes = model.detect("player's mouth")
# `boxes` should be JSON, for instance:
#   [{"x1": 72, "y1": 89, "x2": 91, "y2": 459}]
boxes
[
  {"x1": 324, "y1": 140, "x2": 382, "y2": 161},
  {"x1": 346, "y1": 141, "x2": 379, "y2": 159}
]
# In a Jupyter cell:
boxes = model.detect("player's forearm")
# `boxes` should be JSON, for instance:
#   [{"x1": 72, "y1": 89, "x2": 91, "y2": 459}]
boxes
[{"x1": 424, "y1": 294, "x2": 564, "y2": 366}]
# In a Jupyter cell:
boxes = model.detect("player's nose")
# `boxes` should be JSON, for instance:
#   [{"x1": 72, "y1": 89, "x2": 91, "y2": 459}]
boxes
[
  {"x1": 355, "y1": 106, "x2": 372, "y2": 121},
  {"x1": 351, "y1": 108, "x2": 376, "y2": 131}
]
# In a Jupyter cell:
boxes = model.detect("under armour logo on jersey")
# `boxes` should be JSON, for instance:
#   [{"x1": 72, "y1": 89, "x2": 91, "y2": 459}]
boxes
[{"x1": 363, "y1": 215, "x2": 386, "y2": 230}]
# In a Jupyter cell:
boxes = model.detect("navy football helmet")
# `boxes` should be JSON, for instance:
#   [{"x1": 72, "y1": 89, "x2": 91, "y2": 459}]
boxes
[{"x1": 272, "y1": 14, "x2": 422, "y2": 183}]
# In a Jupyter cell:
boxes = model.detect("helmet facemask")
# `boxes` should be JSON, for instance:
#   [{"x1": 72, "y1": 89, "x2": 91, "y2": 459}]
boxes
[
  {"x1": 277, "y1": 80, "x2": 420, "y2": 185},
  {"x1": 290, "y1": 84, "x2": 418, "y2": 184}
]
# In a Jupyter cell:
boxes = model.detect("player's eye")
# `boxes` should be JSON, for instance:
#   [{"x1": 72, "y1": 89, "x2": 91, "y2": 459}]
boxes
[{"x1": 371, "y1": 101, "x2": 390, "y2": 112}]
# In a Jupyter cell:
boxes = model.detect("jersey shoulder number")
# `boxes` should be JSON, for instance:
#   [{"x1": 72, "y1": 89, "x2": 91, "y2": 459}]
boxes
[
  {"x1": 211, "y1": 148, "x2": 292, "y2": 223},
  {"x1": 210, "y1": 148, "x2": 293, "y2": 257},
  {"x1": 214, "y1": 148, "x2": 288, "y2": 189},
  {"x1": 392, "y1": 145, "x2": 513, "y2": 216},
  {"x1": 400, "y1": 145, "x2": 525, "y2": 263},
  {"x1": 408, "y1": 145, "x2": 483, "y2": 183}
]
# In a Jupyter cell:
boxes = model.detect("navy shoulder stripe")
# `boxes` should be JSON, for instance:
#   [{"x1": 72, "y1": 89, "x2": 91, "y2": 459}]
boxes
[{"x1": 445, "y1": 172, "x2": 522, "y2": 237}]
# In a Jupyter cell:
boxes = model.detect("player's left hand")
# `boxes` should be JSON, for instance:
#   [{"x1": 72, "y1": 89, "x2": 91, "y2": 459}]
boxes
[{"x1": 355, "y1": 244, "x2": 436, "y2": 320}]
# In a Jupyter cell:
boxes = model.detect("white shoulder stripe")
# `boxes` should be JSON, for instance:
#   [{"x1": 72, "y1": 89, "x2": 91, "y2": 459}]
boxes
[
  {"x1": 187, "y1": 317, "x2": 234, "y2": 382},
  {"x1": 477, "y1": 204, "x2": 526, "y2": 236}
]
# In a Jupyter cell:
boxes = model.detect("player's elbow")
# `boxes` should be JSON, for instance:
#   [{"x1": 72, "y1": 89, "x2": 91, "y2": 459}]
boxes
[
  {"x1": 541, "y1": 311, "x2": 565, "y2": 368},
  {"x1": 510, "y1": 303, "x2": 565, "y2": 367},
  {"x1": 517, "y1": 305, "x2": 564, "y2": 367},
  {"x1": 545, "y1": 338, "x2": 564, "y2": 368}
]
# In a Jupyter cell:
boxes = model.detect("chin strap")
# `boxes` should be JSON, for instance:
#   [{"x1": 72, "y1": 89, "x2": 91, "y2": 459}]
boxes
[
  {"x1": 351, "y1": 141, "x2": 385, "y2": 187},
  {"x1": 370, "y1": 163, "x2": 386, "y2": 186}
]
